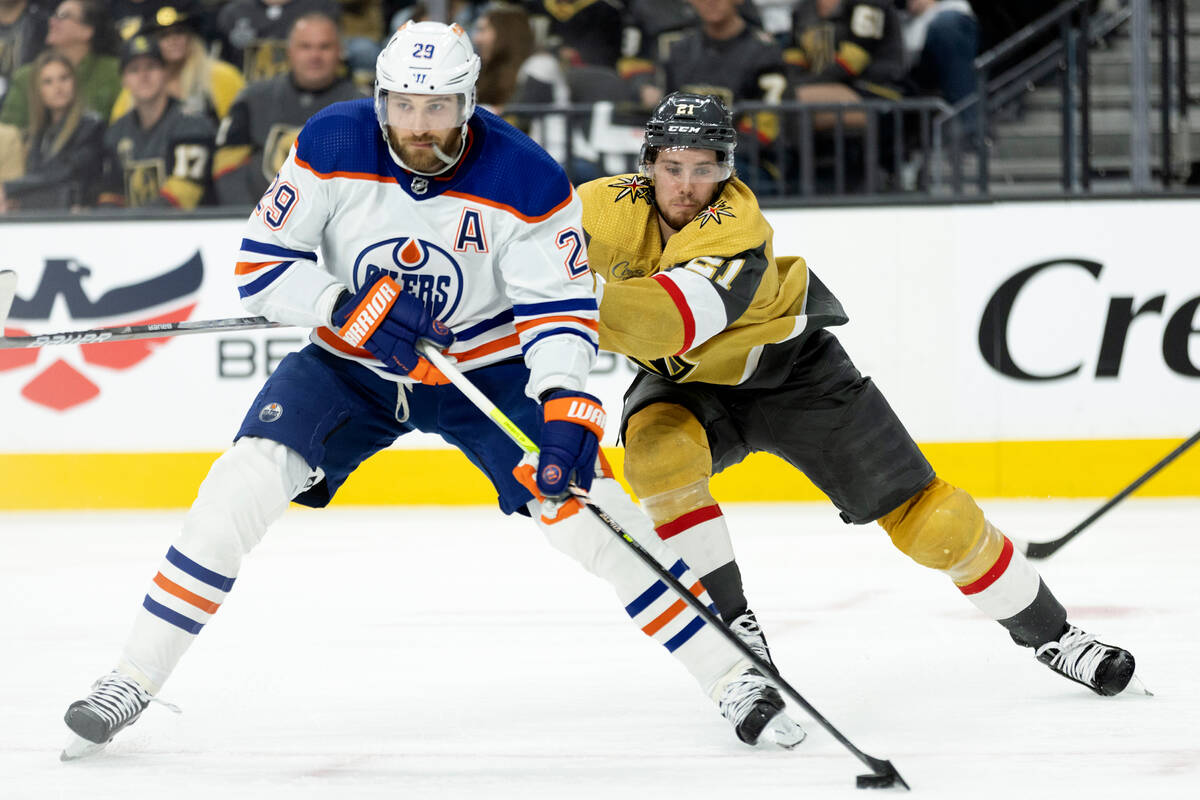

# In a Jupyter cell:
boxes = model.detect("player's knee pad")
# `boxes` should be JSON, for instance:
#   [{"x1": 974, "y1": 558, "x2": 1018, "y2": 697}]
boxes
[
  {"x1": 177, "y1": 437, "x2": 314, "y2": 569},
  {"x1": 877, "y1": 477, "x2": 1002, "y2": 578},
  {"x1": 623, "y1": 403, "x2": 712, "y2": 499}
]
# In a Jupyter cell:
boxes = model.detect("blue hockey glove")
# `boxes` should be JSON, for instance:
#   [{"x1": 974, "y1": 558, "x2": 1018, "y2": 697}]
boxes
[
  {"x1": 330, "y1": 275, "x2": 453, "y2": 383},
  {"x1": 536, "y1": 390, "x2": 606, "y2": 499}
]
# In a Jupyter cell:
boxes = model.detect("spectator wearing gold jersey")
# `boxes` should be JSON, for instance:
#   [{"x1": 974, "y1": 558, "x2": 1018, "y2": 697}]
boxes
[
  {"x1": 786, "y1": 0, "x2": 905, "y2": 130},
  {"x1": 97, "y1": 34, "x2": 215, "y2": 209},
  {"x1": 0, "y1": 50, "x2": 104, "y2": 211},
  {"x1": 108, "y1": 4, "x2": 245, "y2": 127},
  {"x1": 212, "y1": 11, "x2": 362, "y2": 208}
]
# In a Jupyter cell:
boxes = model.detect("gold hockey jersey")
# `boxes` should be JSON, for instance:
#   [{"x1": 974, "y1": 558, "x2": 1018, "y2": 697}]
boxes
[{"x1": 579, "y1": 174, "x2": 846, "y2": 385}]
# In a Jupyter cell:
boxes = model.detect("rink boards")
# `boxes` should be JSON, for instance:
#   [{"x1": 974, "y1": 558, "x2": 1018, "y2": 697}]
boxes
[{"x1": 1, "y1": 198, "x2": 1197, "y2": 508}]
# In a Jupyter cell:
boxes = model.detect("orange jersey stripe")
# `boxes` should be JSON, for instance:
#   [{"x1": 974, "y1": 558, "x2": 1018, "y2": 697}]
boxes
[
  {"x1": 153, "y1": 572, "x2": 220, "y2": 614},
  {"x1": 234, "y1": 259, "x2": 284, "y2": 276},
  {"x1": 315, "y1": 326, "x2": 373, "y2": 358},
  {"x1": 514, "y1": 315, "x2": 599, "y2": 334},
  {"x1": 442, "y1": 189, "x2": 572, "y2": 223},
  {"x1": 450, "y1": 333, "x2": 521, "y2": 362}
]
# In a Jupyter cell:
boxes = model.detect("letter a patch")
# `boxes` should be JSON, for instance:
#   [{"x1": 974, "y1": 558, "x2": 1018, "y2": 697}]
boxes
[{"x1": 454, "y1": 208, "x2": 488, "y2": 253}]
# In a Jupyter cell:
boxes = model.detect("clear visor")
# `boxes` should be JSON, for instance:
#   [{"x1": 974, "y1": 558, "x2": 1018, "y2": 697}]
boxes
[
  {"x1": 642, "y1": 150, "x2": 733, "y2": 184},
  {"x1": 377, "y1": 89, "x2": 470, "y2": 131}
]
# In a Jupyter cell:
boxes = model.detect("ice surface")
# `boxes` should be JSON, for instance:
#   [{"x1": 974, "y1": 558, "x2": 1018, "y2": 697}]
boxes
[{"x1": 1, "y1": 499, "x2": 1195, "y2": 799}]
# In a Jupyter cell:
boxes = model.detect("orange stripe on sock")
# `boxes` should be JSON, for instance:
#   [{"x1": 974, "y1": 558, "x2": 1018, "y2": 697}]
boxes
[
  {"x1": 153, "y1": 572, "x2": 220, "y2": 614},
  {"x1": 641, "y1": 581, "x2": 706, "y2": 636},
  {"x1": 643, "y1": 599, "x2": 685, "y2": 636}
]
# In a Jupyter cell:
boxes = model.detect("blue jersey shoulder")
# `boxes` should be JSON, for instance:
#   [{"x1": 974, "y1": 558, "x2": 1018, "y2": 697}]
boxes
[
  {"x1": 294, "y1": 98, "x2": 389, "y2": 177},
  {"x1": 456, "y1": 108, "x2": 573, "y2": 219}
]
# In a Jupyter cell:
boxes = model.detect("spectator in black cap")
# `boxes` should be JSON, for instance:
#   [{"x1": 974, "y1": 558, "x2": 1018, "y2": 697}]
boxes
[
  {"x1": 111, "y1": 0, "x2": 175, "y2": 42},
  {"x1": 108, "y1": 4, "x2": 245, "y2": 125},
  {"x1": 0, "y1": 0, "x2": 121, "y2": 130},
  {"x1": 98, "y1": 33, "x2": 215, "y2": 208}
]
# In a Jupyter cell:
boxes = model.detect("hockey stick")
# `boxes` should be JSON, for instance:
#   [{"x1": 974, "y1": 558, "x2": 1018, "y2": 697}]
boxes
[
  {"x1": 0, "y1": 269, "x2": 288, "y2": 348},
  {"x1": 0, "y1": 270, "x2": 15, "y2": 333},
  {"x1": 418, "y1": 342, "x2": 909, "y2": 791},
  {"x1": 1023, "y1": 427, "x2": 1200, "y2": 560}
]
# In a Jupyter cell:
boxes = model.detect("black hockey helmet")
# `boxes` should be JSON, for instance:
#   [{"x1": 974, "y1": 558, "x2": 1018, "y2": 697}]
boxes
[{"x1": 640, "y1": 92, "x2": 737, "y2": 172}]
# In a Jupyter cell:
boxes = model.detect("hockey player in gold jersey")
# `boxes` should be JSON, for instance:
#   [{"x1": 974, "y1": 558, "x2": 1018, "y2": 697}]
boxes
[{"x1": 579, "y1": 92, "x2": 1140, "y2": 701}]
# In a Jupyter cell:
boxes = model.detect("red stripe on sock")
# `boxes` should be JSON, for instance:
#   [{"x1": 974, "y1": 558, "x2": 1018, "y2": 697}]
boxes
[
  {"x1": 958, "y1": 536, "x2": 1015, "y2": 595},
  {"x1": 655, "y1": 505, "x2": 722, "y2": 540}
]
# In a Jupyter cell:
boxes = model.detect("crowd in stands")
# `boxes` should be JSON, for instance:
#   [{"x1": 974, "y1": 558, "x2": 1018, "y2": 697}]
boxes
[{"x1": 0, "y1": 1, "x2": 1048, "y2": 211}]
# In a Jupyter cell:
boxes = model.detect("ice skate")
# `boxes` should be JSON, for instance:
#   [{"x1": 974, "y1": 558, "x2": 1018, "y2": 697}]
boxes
[
  {"x1": 1035, "y1": 625, "x2": 1137, "y2": 696},
  {"x1": 61, "y1": 671, "x2": 167, "y2": 761},
  {"x1": 718, "y1": 610, "x2": 805, "y2": 747},
  {"x1": 713, "y1": 660, "x2": 806, "y2": 748}
]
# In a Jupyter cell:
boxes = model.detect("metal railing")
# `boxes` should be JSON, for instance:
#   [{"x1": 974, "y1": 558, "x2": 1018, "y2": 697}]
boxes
[
  {"x1": 504, "y1": 98, "x2": 950, "y2": 200},
  {"x1": 934, "y1": 0, "x2": 1195, "y2": 194}
]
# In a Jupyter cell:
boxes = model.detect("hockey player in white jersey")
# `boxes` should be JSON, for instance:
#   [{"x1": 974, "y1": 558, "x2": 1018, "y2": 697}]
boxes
[{"x1": 61, "y1": 22, "x2": 804, "y2": 760}]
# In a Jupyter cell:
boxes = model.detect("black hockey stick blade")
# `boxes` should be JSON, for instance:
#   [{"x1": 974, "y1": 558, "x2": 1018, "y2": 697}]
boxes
[
  {"x1": 1024, "y1": 427, "x2": 1200, "y2": 560},
  {"x1": 857, "y1": 757, "x2": 909, "y2": 790},
  {"x1": 0, "y1": 269, "x2": 15, "y2": 331}
]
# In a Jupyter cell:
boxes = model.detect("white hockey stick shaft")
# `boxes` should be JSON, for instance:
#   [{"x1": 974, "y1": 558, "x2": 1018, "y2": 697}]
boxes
[
  {"x1": 416, "y1": 341, "x2": 908, "y2": 790},
  {"x1": 0, "y1": 269, "x2": 16, "y2": 333},
  {"x1": 0, "y1": 271, "x2": 289, "y2": 349}
]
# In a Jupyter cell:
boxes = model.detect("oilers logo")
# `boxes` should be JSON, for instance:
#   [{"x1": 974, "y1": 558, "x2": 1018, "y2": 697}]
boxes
[
  {"x1": 258, "y1": 402, "x2": 283, "y2": 422},
  {"x1": 351, "y1": 237, "x2": 464, "y2": 320}
]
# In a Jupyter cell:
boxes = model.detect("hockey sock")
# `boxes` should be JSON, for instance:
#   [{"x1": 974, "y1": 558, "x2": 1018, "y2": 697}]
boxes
[
  {"x1": 880, "y1": 477, "x2": 1068, "y2": 649},
  {"x1": 118, "y1": 438, "x2": 312, "y2": 693},
  {"x1": 535, "y1": 477, "x2": 743, "y2": 694},
  {"x1": 642, "y1": 485, "x2": 747, "y2": 621}
]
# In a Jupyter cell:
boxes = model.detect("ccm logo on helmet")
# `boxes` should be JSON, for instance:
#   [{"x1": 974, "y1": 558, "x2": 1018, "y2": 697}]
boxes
[{"x1": 667, "y1": 125, "x2": 702, "y2": 133}]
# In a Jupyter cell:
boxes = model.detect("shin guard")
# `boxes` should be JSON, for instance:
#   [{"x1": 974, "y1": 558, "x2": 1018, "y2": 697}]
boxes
[
  {"x1": 534, "y1": 477, "x2": 742, "y2": 695},
  {"x1": 118, "y1": 437, "x2": 313, "y2": 692},
  {"x1": 880, "y1": 477, "x2": 1068, "y2": 648}
]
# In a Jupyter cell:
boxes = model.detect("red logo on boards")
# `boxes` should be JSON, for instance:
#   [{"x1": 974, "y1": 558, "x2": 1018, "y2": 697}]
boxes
[{"x1": 0, "y1": 253, "x2": 204, "y2": 411}]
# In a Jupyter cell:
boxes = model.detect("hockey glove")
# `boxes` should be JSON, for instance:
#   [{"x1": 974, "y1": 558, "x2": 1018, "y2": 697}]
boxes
[
  {"x1": 535, "y1": 390, "x2": 605, "y2": 500},
  {"x1": 330, "y1": 275, "x2": 454, "y2": 384}
]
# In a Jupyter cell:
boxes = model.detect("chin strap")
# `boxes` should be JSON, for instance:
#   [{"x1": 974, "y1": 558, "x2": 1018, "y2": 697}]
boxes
[{"x1": 388, "y1": 124, "x2": 469, "y2": 176}]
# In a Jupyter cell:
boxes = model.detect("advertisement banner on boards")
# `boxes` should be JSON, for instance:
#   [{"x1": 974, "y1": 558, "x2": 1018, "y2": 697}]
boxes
[{"x1": 1, "y1": 199, "x2": 1197, "y2": 454}]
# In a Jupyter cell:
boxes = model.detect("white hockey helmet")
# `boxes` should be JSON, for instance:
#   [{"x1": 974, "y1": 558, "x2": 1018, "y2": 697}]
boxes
[{"x1": 375, "y1": 21, "x2": 481, "y2": 173}]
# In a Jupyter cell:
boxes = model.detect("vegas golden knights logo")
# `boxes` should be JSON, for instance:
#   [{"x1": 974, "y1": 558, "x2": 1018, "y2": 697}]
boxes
[
  {"x1": 263, "y1": 123, "x2": 302, "y2": 180},
  {"x1": 125, "y1": 159, "x2": 166, "y2": 207},
  {"x1": 632, "y1": 353, "x2": 698, "y2": 382},
  {"x1": 245, "y1": 40, "x2": 289, "y2": 82},
  {"x1": 799, "y1": 24, "x2": 837, "y2": 73}
]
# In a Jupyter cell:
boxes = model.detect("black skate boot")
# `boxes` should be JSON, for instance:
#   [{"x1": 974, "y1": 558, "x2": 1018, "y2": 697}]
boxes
[
  {"x1": 714, "y1": 611, "x2": 805, "y2": 748},
  {"x1": 62, "y1": 671, "x2": 155, "y2": 760},
  {"x1": 1035, "y1": 625, "x2": 1136, "y2": 696}
]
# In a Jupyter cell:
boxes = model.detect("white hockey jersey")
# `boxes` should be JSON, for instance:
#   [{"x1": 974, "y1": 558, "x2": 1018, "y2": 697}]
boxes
[{"x1": 232, "y1": 100, "x2": 598, "y2": 397}]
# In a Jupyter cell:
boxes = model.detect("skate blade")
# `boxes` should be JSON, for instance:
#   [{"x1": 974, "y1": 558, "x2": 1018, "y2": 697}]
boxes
[
  {"x1": 61, "y1": 734, "x2": 107, "y2": 762},
  {"x1": 760, "y1": 714, "x2": 807, "y2": 750},
  {"x1": 1128, "y1": 674, "x2": 1154, "y2": 697}
]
